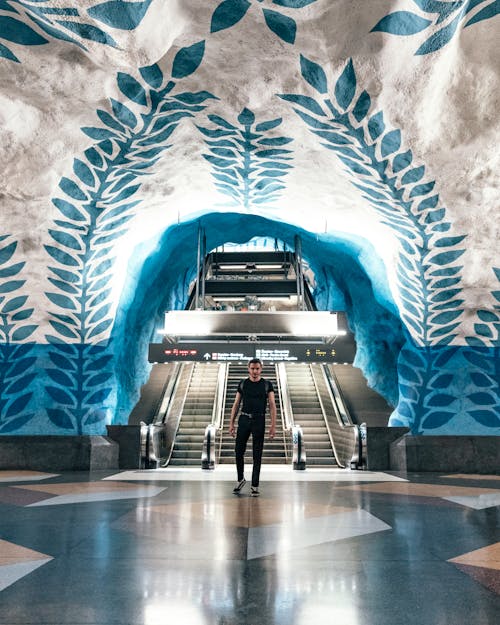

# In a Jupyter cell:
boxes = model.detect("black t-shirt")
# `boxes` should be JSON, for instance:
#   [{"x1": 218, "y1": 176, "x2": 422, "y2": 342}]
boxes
[{"x1": 237, "y1": 378, "x2": 273, "y2": 416}]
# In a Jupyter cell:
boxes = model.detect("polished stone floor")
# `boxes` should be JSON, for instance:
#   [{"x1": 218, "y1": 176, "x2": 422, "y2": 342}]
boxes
[{"x1": 0, "y1": 466, "x2": 498, "y2": 625}]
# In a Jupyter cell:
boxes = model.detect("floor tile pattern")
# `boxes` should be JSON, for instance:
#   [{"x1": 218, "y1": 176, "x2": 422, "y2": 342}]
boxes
[{"x1": 0, "y1": 468, "x2": 498, "y2": 625}]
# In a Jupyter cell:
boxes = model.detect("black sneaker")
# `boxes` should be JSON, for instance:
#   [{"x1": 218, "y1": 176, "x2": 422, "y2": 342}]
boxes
[
  {"x1": 233, "y1": 478, "x2": 246, "y2": 494},
  {"x1": 250, "y1": 486, "x2": 259, "y2": 497}
]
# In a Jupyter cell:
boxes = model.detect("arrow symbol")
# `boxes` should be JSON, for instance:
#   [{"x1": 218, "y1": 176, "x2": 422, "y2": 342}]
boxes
[{"x1": 203, "y1": 353, "x2": 211, "y2": 360}]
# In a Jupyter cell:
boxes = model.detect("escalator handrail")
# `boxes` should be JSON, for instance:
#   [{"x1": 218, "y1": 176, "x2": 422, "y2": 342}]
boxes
[
  {"x1": 323, "y1": 364, "x2": 352, "y2": 426},
  {"x1": 154, "y1": 362, "x2": 182, "y2": 424},
  {"x1": 315, "y1": 363, "x2": 362, "y2": 468},
  {"x1": 276, "y1": 362, "x2": 294, "y2": 432},
  {"x1": 212, "y1": 362, "x2": 228, "y2": 430}
]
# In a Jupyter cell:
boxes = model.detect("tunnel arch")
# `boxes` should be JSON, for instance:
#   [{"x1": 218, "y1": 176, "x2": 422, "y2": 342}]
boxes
[{"x1": 112, "y1": 212, "x2": 405, "y2": 423}]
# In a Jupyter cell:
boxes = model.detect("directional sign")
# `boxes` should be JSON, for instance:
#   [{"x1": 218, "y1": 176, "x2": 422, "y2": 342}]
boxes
[{"x1": 149, "y1": 339, "x2": 355, "y2": 363}]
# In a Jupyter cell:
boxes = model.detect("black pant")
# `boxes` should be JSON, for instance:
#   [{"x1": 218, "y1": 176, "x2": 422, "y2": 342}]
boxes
[{"x1": 235, "y1": 414, "x2": 265, "y2": 487}]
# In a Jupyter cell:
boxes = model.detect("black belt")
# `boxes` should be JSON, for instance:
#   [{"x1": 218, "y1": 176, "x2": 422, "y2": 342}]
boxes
[{"x1": 240, "y1": 412, "x2": 264, "y2": 419}]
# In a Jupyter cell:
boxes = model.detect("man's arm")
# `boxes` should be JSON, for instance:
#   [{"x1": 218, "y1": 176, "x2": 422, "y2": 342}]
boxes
[
  {"x1": 268, "y1": 390, "x2": 277, "y2": 439},
  {"x1": 229, "y1": 391, "x2": 241, "y2": 437}
]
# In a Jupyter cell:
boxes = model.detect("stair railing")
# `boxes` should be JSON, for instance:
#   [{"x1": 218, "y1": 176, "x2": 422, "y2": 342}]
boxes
[
  {"x1": 276, "y1": 362, "x2": 306, "y2": 470},
  {"x1": 142, "y1": 362, "x2": 195, "y2": 468},
  {"x1": 313, "y1": 364, "x2": 362, "y2": 469},
  {"x1": 202, "y1": 362, "x2": 228, "y2": 469}
]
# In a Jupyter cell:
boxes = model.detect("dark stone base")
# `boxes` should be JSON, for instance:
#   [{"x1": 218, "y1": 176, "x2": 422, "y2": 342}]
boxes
[
  {"x1": 0, "y1": 435, "x2": 119, "y2": 471},
  {"x1": 364, "y1": 427, "x2": 410, "y2": 471},
  {"x1": 106, "y1": 425, "x2": 143, "y2": 469},
  {"x1": 390, "y1": 435, "x2": 500, "y2": 474}
]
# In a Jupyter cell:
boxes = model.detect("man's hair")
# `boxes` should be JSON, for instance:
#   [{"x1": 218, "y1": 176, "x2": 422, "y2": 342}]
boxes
[{"x1": 248, "y1": 358, "x2": 262, "y2": 367}]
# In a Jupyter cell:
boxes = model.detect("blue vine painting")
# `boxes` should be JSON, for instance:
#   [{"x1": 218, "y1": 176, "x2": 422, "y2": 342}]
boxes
[
  {"x1": 41, "y1": 41, "x2": 217, "y2": 434},
  {"x1": 0, "y1": 235, "x2": 38, "y2": 433},
  {"x1": 210, "y1": 0, "x2": 318, "y2": 43},
  {"x1": 279, "y1": 55, "x2": 499, "y2": 432},
  {"x1": 371, "y1": 0, "x2": 500, "y2": 55},
  {"x1": 198, "y1": 108, "x2": 294, "y2": 209},
  {"x1": 0, "y1": 0, "x2": 154, "y2": 62}
]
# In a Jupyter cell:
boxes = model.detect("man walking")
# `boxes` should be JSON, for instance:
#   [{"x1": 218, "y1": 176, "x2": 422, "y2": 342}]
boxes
[{"x1": 229, "y1": 358, "x2": 277, "y2": 496}]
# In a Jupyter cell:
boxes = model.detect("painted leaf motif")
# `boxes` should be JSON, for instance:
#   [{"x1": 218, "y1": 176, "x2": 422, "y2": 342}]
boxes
[
  {"x1": 110, "y1": 99, "x2": 137, "y2": 128},
  {"x1": 352, "y1": 90, "x2": 371, "y2": 121},
  {"x1": 468, "y1": 410, "x2": 500, "y2": 428},
  {"x1": 82, "y1": 126, "x2": 117, "y2": 141},
  {"x1": 0, "y1": 241, "x2": 17, "y2": 264},
  {"x1": 279, "y1": 94, "x2": 326, "y2": 116},
  {"x1": 416, "y1": 13, "x2": 462, "y2": 55},
  {"x1": 10, "y1": 325, "x2": 37, "y2": 341},
  {"x1": 470, "y1": 372, "x2": 494, "y2": 387},
  {"x1": 398, "y1": 363, "x2": 423, "y2": 384},
  {"x1": 0, "y1": 15, "x2": 48, "y2": 44},
  {"x1": 117, "y1": 72, "x2": 148, "y2": 105},
  {"x1": 59, "y1": 177, "x2": 88, "y2": 201},
  {"x1": 427, "y1": 393, "x2": 456, "y2": 407},
  {"x1": 47, "y1": 408, "x2": 74, "y2": 429},
  {"x1": 255, "y1": 118, "x2": 282, "y2": 132},
  {"x1": 46, "y1": 385, "x2": 75, "y2": 405},
  {"x1": 87, "y1": 0, "x2": 154, "y2": 30},
  {"x1": 371, "y1": 11, "x2": 432, "y2": 35},
  {"x1": 171, "y1": 40, "x2": 205, "y2": 79},
  {"x1": 55, "y1": 20, "x2": 118, "y2": 46},
  {"x1": 1, "y1": 295, "x2": 28, "y2": 313},
  {"x1": 393, "y1": 150, "x2": 413, "y2": 173},
  {"x1": 0, "y1": 280, "x2": 25, "y2": 293},
  {"x1": 86, "y1": 387, "x2": 112, "y2": 404},
  {"x1": 73, "y1": 158, "x2": 96, "y2": 187},
  {"x1": 468, "y1": 391, "x2": 497, "y2": 405},
  {"x1": 299, "y1": 55, "x2": 328, "y2": 94},
  {"x1": 0, "y1": 42, "x2": 19, "y2": 62},
  {"x1": 5, "y1": 394, "x2": 32, "y2": 419},
  {"x1": 334, "y1": 59, "x2": 356, "y2": 110},
  {"x1": 272, "y1": 0, "x2": 317, "y2": 6},
  {"x1": 381, "y1": 130, "x2": 401, "y2": 157},
  {"x1": 422, "y1": 410, "x2": 455, "y2": 428},
  {"x1": 139, "y1": 63, "x2": 163, "y2": 88},
  {"x1": 263, "y1": 9, "x2": 296, "y2": 43},
  {"x1": 211, "y1": 0, "x2": 251, "y2": 32},
  {"x1": 367, "y1": 112, "x2": 385, "y2": 140}
]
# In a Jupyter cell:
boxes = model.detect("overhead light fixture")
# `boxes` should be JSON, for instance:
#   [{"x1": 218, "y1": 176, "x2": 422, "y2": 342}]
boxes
[{"x1": 158, "y1": 311, "x2": 346, "y2": 337}]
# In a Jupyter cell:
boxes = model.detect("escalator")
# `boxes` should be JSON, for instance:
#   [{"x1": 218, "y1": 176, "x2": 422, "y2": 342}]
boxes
[
  {"x1": 283, "y1": 363, "x2": 338, "y2": 467},
  {"x1": 169, "y1": 362, "x2": 220, "y2": 466}
]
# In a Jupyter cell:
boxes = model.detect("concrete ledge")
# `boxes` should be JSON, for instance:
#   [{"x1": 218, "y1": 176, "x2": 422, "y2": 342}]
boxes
[
  {"x1": 364, "y1": 427, "x2": 410, "y2": 471},
  {"x1": 390, "y1": 435, "x2": 500, "y2": 474},
  {"x1": 0, "y1": 436, "x2": 119, "y2": 471}
]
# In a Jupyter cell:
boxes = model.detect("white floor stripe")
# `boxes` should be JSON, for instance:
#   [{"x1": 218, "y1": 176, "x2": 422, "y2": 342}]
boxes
[{"x1": 104, "y1": 465, "x2": 407, "y2": 482}]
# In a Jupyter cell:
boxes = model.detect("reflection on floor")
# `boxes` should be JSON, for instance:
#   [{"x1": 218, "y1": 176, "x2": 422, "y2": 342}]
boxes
[{"x1": 0, "y1": 466, "x2": 498, "y2": 624}]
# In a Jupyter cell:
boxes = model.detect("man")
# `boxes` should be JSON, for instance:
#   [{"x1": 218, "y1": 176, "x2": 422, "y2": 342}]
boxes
[{"x1": 229, "y1": 358, "x2": 277, "y2": 497}]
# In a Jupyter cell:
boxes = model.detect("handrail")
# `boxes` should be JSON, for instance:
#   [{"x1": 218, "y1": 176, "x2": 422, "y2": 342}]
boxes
[
  {"x1": 213, "y1": 363, "x2": 228, "y2": 430},
  {"x1": 323, "y1": 364, "x2": 351, "y2": 426},
  {"x1": 314, "y1": 363, "x2": 362, "y2": 468},
  {"x1": 202, "y1": 363, "x2": 228, "y2": 469},
  {"x1": 155, "y1": 362, "x2": 181, "y2": 424},
  {"x1": 276, "y1": 362, "x2": 305, "y2": 470},
  {"x1": 309, "y1": 363, "x2": 344, "y2": 467}
]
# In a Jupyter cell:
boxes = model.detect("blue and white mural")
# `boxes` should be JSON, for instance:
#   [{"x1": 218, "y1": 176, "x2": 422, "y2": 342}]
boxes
[{"x1": 0, "y1": 0, "x2": 498, "y2": 436}]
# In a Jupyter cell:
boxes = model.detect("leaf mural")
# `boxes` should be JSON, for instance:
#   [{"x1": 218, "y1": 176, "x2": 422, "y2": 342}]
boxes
[
  {"x1": 469, "y1": 267, "x2": 500, "y2": 347},
  {"x1": 0, "y1": 235, "x2": 37, "y2": 432},
  {"x1": 209, "y1": 0, "x2": 318, "y2": 42},
  {"x1": 44, "y1": 44, "x2": 216, "y2": 433},
  {"x1": 371, "y1": 0, "x2": 499, "y2": 55},
  {"x1": 0, "y1": 0, "x2": 155, "y2": 62},
  {"x1": 197, "y1": 107, "x2": 293, "y2": 210},
  {"x1": 280, "y1": 56, "x2": 466, "y2": 346}
]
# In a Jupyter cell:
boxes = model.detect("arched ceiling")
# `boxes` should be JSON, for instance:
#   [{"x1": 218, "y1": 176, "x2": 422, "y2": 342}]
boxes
[{"x1": 0, "y1": 1, "x2": 499, "y2": 436}]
